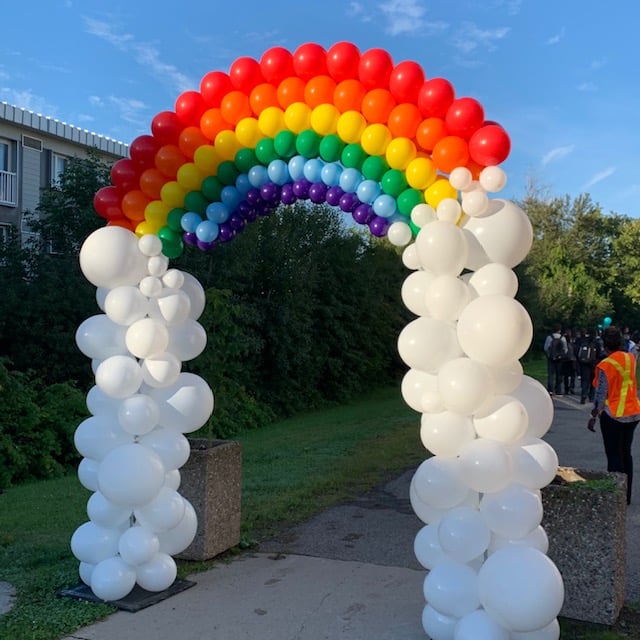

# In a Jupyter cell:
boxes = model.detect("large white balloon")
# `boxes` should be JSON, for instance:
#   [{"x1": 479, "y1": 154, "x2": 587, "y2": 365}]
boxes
[
  {"x1": 459, "y1": 438, "x2": 513, "y2": 493},
  {"x1": 401, "y1": 270, "x2": 435, "y2": 316},
  {"x1": 87, "y1": 491, "x2": 132, "y2": 528},
  {"x1": 80, "y1": 226, "x2": 148, "y2": 289},
  {"x1": 134, "y1": 488, "x2": 186, "y2": 532},
  {"x1": 423, "y1": 561, "x2": 480, "y2": 618},
  {"x1": 438, "y1": 357, "x2": 494, "y2": 416},
  {"x1": 104, "y1": 286, "x2": 149, "y2": 326},
  {"x1": 78, "y1": 458, "x2": 99, "y2": 492},
  {"x1": 166, "y1": 319, "x2": 207, "y2": 361},
  {"x1": 413, "y1": 457, "x2": 470, "y2": 509},
  {"x1": 415, "y1": 220, "x2": 469, "y2": 276},
  {"x1": 148, "y1": 289, "x2": 191, "y2": 326},
  {"x1": 473, "y1": 395, "x2": 528, "y2": 444},
  {"x1": 398, "y1": 317, "x2": 463, "y2": 373},
  {"x1": 511, "y1": 376, "x2": 554, "y2": 438},
  {"x1": 95, "y1": 355, "x2": 143, "y2": 399},
  {"x1": 424, "y1": 275, "x2": 472, "y2": 322},
  {"x1": 422, "y1": 604, "x2": 458, "y2": 640},
  {"x1": 118, "y1": 394, "x2": 160, "y2": 436},
  {"x1": 74, "y1": 415, "x2": 132, "y2": 461},
  {"x1": 135, "y1": 552, "x2": 177, "y2": 592},
  {"x1": 71, "y1": 521, "x2": 120, "y2": 565},
  {"x1": 480, "y1": 483, "x2": 543, "y2": 539},
  {"x1": 414, "y1": 524, "x2": 448, "y2": 570},
  {"x1": 139, "y1": 427, "x2": 191, "y2": 471},
  {"x1": 86, "y1": 385, "x2": 120, "y2": 417},
  {"x1": 437, "y1": 506, "x2": 490, "y2": 563},
  {"x1": 90, "y1": 556, "x2": 137, "y2": 601},
  {"x1": 141, "y1": 352, "x2": 182, "y2": 388},
  {"x1": 401, "y1": 369, "x2": 444, "y2": 414},
  {"x1": 156, "y1": 499, "x2": 198, "y2": 555},
  {"x1": 478, "y1": 546, "x2": 564, "y2": 632},
  {"x1": 509, "y1": 437, "x2": 559, "y2": 490},
  {"x1": 457, "y1": 295, "x2": 532, "y2": 367},
  {"x1": 118, "y1": 525, "x2": 161, "y2": 566},
  {"x1": 468, "y1": 263, "x2": 518, "y2": 298},
  {"x1": 180, "y1": 271, "x2": 206, "y2": 320},
  {"x1": 75, "y1": 315, "x2": 128, "y2": 360},
  {"x1": 125, "y1": 318, "x2": 170, "y2": 359},
  {"x1": 420, "y1": 411, "x2": 476, "y2": 458}
]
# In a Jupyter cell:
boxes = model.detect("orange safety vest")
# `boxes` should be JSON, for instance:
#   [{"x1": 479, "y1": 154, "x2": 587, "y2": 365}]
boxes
[{"x1": 593, "y1": 351, "x2": 640, "y2": 418}]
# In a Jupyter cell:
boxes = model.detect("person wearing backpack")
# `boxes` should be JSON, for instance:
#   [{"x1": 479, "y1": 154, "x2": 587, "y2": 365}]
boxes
[
  {"x1": 575, "y1": 327, "x2": 598, "y2": 404},
  {"x1": 561, "y1": 329, "x2": 578, "y2": 394},
  {"x1": 543, "y1": 324, "x2": 567, "y2": 396}
]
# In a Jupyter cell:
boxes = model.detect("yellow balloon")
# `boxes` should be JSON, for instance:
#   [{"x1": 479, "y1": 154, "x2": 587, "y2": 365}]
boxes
[
  {"x1": 136, "y1": 220, "x2": 162, "y2": 237},
  {"x1": 310, "y1": 104, "x2": 340, "y2": 136},
  {"x1": 424, "y1": 178, "x2": 458, "y2": 208},
  {"x1": 144, "y1": 200, "x2": 170, "y2": 226},
  {"x1": 405, "y1": 157, "x2": 437, "y2": 190},
  {"x1": 360, "y1": 123, "x2": 392, "y2": 156},
  {"x1": 284, "y1": 102, "x2": 312, "y2": 134},
  {"x1": 193, "y1": 144, "x2": 220, "y2": 174},
  {"x1": 160, "y1": 181, "x2": 186, "y2": 208},
  {"x1": 258, "y1": 106, "x2": 286, "y2": 137},
  {"x1": 337, "y1": 111, "x2": 367, "y2": 144},
  {"x1": 215, "y1": 130, "x2": 240, "y2": 160},
  {"x1": 176, "y1": 163, "x2": 204, "y2": 191},
  {"x1": 385, "y1": 137, "x2": 417, "y2": 170},
  {"x1": 235, "y1": 117, "x2": 262, "y2": 148}
]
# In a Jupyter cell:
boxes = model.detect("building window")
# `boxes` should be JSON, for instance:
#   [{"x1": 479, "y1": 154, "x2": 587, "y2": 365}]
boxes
[
  {"x1": 51, "y1": 153, "x2": 68, "y2": 185},
  {"x1": 0, "y1": 223, "x2": 10, "y2": 244},
  {"x1": 0, "y1": 138, "x2": 17, "y2": 206}
]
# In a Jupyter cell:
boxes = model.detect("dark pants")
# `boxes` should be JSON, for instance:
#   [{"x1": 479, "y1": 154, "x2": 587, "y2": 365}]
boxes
[
  {"x1": 599, "y1": 411, "x2": 638, "y2": 504},
  {"x1": 546, "y1": 358, "x2": 563, "y2": 394},
  {"x1": 562, "y1": 360, "x2": 577, "y2": 393},
  {"x1": 579, "y1": 362, "x2": 595, "y2": 402}
]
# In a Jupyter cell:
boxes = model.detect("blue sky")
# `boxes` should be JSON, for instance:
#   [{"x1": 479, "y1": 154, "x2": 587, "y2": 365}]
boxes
[{"x1": 2, "y1": 0, "x2": 639, "y2": 217}]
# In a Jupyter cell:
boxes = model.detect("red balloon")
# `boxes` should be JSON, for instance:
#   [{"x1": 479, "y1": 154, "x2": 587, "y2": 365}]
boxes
[
  {"x1": 445, "y1": 97, "x2": 485, "y2": 139},
  {"x1": 93, "y1": 186, "x2": 123, "y2": 220},
  {"x1": 110, "y1": 158, "x2": 139, "y2": 194},
  {"x1": 175, "y1": 91, "x2": 207, "y2": 126},
  {"x1": 129, "y1": 135, "x2": 160, "y2": 169},
  {"x1": 151, "y1": 111, "x2": 182, "y2": 145},
  {"x1": 293, "y1": 43, "x2": 328, "y2": 81},
  {"x1": 229, "y1": 56, "x2": 264, "y2": 93},
  {"x1": 200, "y1": 71, "x2": 233, "y2": 107},
  {"x1": 418, "y1": 78, "x2": 455, "y2": 118},
  {"x1": 260, "y1": 46, "x2": 295, "y2": 85},
  {"x1": 389, "y1": 60, "x2": 425, "y2": 103},
  {"x1": 358, "y1": 48, "x2": 394, "y2": 90},
  {"x1": 468, "y1": 124, "x2": 511, "y2": 166},
  {"x1": 326, "y1": 42, "x2": 361, "y2": 81}
]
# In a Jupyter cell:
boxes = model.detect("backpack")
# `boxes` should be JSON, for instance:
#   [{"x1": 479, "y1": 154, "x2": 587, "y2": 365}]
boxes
[
  {"x1": 577, "y1": 341, "x2": 596, "y2": 364},
  {"x1": 549, "y1": 336, "x2": 565, "y2": 361}
]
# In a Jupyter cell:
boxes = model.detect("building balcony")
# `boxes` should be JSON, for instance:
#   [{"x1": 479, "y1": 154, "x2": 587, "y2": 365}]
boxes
[{"x1": 0, "y1": 170, "x2": 17, "y2": 206}]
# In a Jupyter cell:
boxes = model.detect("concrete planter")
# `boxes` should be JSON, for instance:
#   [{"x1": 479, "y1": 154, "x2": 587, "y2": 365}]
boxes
[
  {"x1": 176, "y1": 439, "x2": 242, "y2": 561},
  {"x1": 541, "y1": 467, "x2": 627, "y2": 625}
]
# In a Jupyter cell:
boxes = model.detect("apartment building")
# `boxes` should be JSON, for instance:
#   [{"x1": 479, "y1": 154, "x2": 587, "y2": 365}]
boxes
[{"x1": 0, "y1": 102, "x2": 129, "y2": 245}]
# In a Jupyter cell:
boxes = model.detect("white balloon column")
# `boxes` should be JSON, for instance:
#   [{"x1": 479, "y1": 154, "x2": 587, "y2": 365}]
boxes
[
  {"x1": 71, "y1": 228, "x2": 212, "y2": 601},
  {"x1": 394, "y1": 166, "x2": 565, "y2": 639}
]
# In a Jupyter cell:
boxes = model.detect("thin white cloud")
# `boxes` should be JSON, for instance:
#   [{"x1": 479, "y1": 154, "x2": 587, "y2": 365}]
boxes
[
  {"x1": 582, "y1": 167, "x2": 615, "y2": 190},
  {"x1": 88, "y1": 95, "x2": 104, "y2": 107},
  {"x1": 346, "y1": 2, "x2": 370, "y2": 19},
  {"x1": 546, "y1": 27, "x2": 565, "y2": 45},
  {"x1": 577, "y1": 82, "x2": 597, "y2": 92},
  {"x1": 107, "y1": 96, "x2": 148, "y2": 126},
  {"x1": 590, "y1": 58, "x2": 607, "y2": 70},
  {"x1": 0, "y1": 88, "x2": 56, "y2": 115},
  {"x1": 452, "y1": 22, "x2": 510, "y2": 55},
  {"x1": 541, "y1": 145, "x2": 574, "y2": 167},
  {"x1": 378, "y1": 0, "x2": 437, "y2": 36},
  {"x1": 84, "y1": 17, "x2": 134, "y2": 51}
]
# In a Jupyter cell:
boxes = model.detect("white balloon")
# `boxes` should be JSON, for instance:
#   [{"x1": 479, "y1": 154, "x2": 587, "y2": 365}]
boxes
[
  {"x1": 468, "y1": 263, "x2": 518, "y2": 298},
  {"x1": 401, "y1": 270, "x2": 435, "y2": 316},
  {"x1": 180, "y1": 272, "x2": 206, "y2": 320},
  {"x1": 147, "y1": 254, "x2": 169, "y2": 277},
  {"x1": 436, "y1": 198, "x2": 462, "y2": 224},
  {"x1": 423, "y1": 561, "x2": 480, "y2": 618},
  {"x1": 141, "y1": 352, "x2": 182, "y2": 388},
  {"x1": 509, "y1": 437, "x2": 559, "y2": 490},
  {"x1": 71, "y1": 521, "x2": 120, "y2": 564},
  {"x1": 401, "y1": 242, "x2": 421, "y2": 270},
  {"x1": 166, "y1": 319, "x2": 207, "y2": 361},
  {"x1": 422, "y1": 604, "x2": 458, "y2": 640},
  {"x1": 118, "y1": 525, "x2": 161, "y2": 566},
  {"x1": 438, "y1": 357, "x2": 494, "y2": 415},
  {"x1": 488, "y1": 525, "x2": 549, "y2": 556},
  {"x1": 448, "y1": 167, "x2": 472, "y2": 191},
  {"x1": 135, "y1": 552, "x2": 177, "y2": 592},
  {"x1": 401, "y1": 368, "x2": 443, "y2": 413},
  {"x1": 87, "y1": 491, "x2": 132, "y2": 528},
  {"x1": 461, "y1": 190, "x2": 489, "y2": 217},
  {"x1": 457, "y1": 295, "x2": 532, "y2": 367},
  {"x1": 387, "y1": 221, "x2": 413, "y2": 246},
  {"x1": 415, "y1": 220, "x2": 468, "y2": 276},
  {"x1": 462, "y1": 199, "x2": 533, "y2": 270},
  {"x1": 411, "y1": 203, "x2": 437, "y2": 228},
  {"x1": 479, "y1": 166, "x2": 507, "y2": 193},
  {"x1": 95, "y1": 287, "x2": 108, "y2": 311},
  {"x1": 424, "y1": 275, "x2": 471, "y2": 322},
  {"x1": 510, "y1": 618, "x2": 560, "y2": 640},
  {"x1": 459, "y1": 438, "x2": 513, "y2": 493},
  {"x1": 95, "y1": 355, "x2": 143, "y2": 399},
  {"x1": 438, "y1": 506, "x2": 490, "y2": 563},
  {"x1": 138, "y1": 234, "x2": 163, "y2": 257},
  {"x1": 140, "y1": 276, "x2": 163, "y2": 298},
  {"x1": 478, "y1": 546, "x2": 564, "y2": 632},
  {"x1": 157, "y1": 499, "x2": 197, "y2": 555},
  {"x1": 134, "y1": 488, "x2": 186, "y2": 532},
  {"x1": 139, "y1": 427, "x2": 191, "y2": 470},
  {"x1": 414, "y1": 524, "x2": 448, "y2": 570},
  {"x1": 104, "y1": 286, "x2": 149, "y2": 326},
  {"x1": 480, "y1": 483, "x2": 543, "y2": 539},
  {"x1": 454, "y1": 609, "x2": 509, "y2": 640},
  {"x1": 410, "y1": 476, "x2": 447, "y2": 525},
  {"x1": 420, "y1": 411, "x2": 475, "y2": 458},
  {"x1": 90, "y1": 556, "x2": 136, "y2": 601},
  {"x1": 86, "y1": 385, "x2": 120, "y2": 417},
  {"x1": 74, "y1": 415, "x2": 132, "y2": 461},
  {"x1": 511, "y1": 376, "x2": 554, "y2": 438},
  {"x1": 148, "y1": 289, "x2": 191, "y2": 326},
  {"x1": 473, "y1": 395, "x2": 528, "y2": 444},
  {"x1": 75, "y1": 315, "x2": 128, "y2": 360},
  {"x1": 80, "y1": 227, "x2": 148, "y2": 289},
  {"x1": 164, "y1": 469, "x2": 181, "y2": 491},
  {"x1": 78, "y1": 457, "x2": 99, "y2": 491},
  {"x1": 413, "y1": 457, "x2": 470, "y2": 509},
  {"x1": 125, "y1": 318, "x2": 170, "y2": 359},
  {"x1": 398, "y1": 317, "x2": 463, "y2": 373},
  {"x1": 488, "y1": 360, "x2": 523, "y2": 394},
  {"x1": 79, "y1": 561, "x2": 94, "y2": 586},
  {"x1": 118, "y1": 394, "x2": 160, "y2": 436},
  {"x1": 97, "y1": 443, "x2": 166, "y2": 507},
  {"x1": 162, "y1": 269, "x2": 184, "y2": 289}
]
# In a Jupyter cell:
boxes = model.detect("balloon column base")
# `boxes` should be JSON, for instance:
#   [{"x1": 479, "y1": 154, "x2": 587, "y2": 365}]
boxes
[{"x1": 58, "y1": 578, "x2": 196, "y2": 612}]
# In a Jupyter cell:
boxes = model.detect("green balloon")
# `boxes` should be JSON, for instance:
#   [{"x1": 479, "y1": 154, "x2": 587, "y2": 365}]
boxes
[
  {"x1": 158, "y1": 226, "x2": 184, "y2": 259},
  {"x1": 167, "y1": 207, "x2": 185, "y2": 232},
  {"x1": 397, "y1": 188, "x2": 424, "y2": 216},
  {"x1": 341, "y1": 143, "x2": 367, "y2": 170},
  {"x1": 201, "y1": 175, "x2": 223, "y2": 202},
  {"x1": 408, "y1": 219, "x2": 421, "y2": 237},
  {"x1": 362, "y1": 156, "x2": 389, "y2": 181},
  {"x1": 381, "y1": 169, "x2": 408, "y2": 197},
  {"x1": 319, "y1": 134, "x2": 344, "y2": 163},
  {"x1": 183, "y1": 191, "x2": 208, "y2": 215},
  {"x1": 235, "y1": 148, "x2": 258, "y2": 173},
  {"x1": 217, "y1": 160, "x2": 240, "y2": 185},
  {"x1": 255, "y1": 138, "x2": 278, "y2": 165},
  {"x1": 295, "y1": 129, "x2": 321, "y2": 158},
  {"x1": 274, "y1": 130, "x2": 297, "y2": 159}
]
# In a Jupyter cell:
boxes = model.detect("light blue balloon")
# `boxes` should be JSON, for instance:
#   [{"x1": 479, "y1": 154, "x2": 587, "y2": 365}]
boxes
[
  {"x1": 180, "y1": 211, "x2": 202, "y2": 233},
  {"x1": 221, "y1": 186, "x2": 242, "y2": 211},
  {"x1": 339, "y1": 168, "x2": 363, "y2": 193},
  {"x1": 248, "y1": 165, "x2": 269, "y2": 188},
  {"x1": 303, "y1": 159, "x2": 324, "y2": 183},
  {"x1": 372, "y1": 194, "x2": 397, "y2": 218},
  {"x1": 320, "y1": 162, "x2": 342, "y2": 187},
  {"x1": 195, "y1": 220, "x2": 219, "y2": 243},
  {"x1": 288, "y1": 155, "x2": 306, "y2": 180},
  {"x1": 235, "y1": 174, "x2": 251, "y2": 197},
  {"x1": 357, "y1": 179, "x2": 382, "y2": 204},
  {"x1": 206, "y1": 201, "x2": 230, "y2": 224},
  {"x1": 267, "y1": 159, "x2": 290, "y2": 185}
]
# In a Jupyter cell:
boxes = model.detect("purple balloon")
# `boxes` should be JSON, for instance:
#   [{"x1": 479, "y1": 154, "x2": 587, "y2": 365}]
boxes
[
  {"x1": 258, "y1": 201, "x2": 273, "y2": 217},
  {"x1": 260, "y1": 182, "x2": 280, "y2": 203},
  {"x1": 352, "y1": 203, "x2": 374, "y2": 225},
  {"x1": 197, "y1": 239, "x2": 217, "y2": 251},
  {"x1": 244, "y1": 207, "x2": 259, "y2": 222},
  {"x1": 246, "y1": 187, "x2": 262, "y2": 205},
  {"x1": 218, "y1": 223, "x2": 235, "y2": 242},
  {"x1": 309, "y1": 182, "x2": 327, "y2": 204},
  {"x1": 325, "y1": 185, "x2": 344, "y2": 206},
  {"x1": 339, "y1": 192, "x2": 359, "y2": 213},
  {"x1": 368, "y1": 215, "x2": 390, "y2": 237},
  {"x1": 229, "y1": 214, "x2": 246, "y2": 231},
  {"x1": 292, "y1": 178, "x2": 311, "y2": 198},
  {"x1": 280, "y1": 183, "x2": 297, "y2": 205},
  {"x1": 183, "y1": 231, "x2": 198, "y2": 246}
]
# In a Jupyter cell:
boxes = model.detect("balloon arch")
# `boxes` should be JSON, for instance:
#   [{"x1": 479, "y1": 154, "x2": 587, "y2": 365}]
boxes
[{"x1": 73, "y1": 42, "x2": 563, "y2": 638}]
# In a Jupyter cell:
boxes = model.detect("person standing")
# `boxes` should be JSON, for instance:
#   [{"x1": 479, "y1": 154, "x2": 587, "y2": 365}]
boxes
[
  {"x1": 575, "y1": 328, "x2": 598, "y2": 404},
  {"x1": 587, "y1": 326, "x2": 640, "y2": 504},
  {"x1": 561, "y1": 329, "x2": 577, "y2": 394},
  {"x1": 544, "y1": 324, "x2": 567, "y2": 396}
]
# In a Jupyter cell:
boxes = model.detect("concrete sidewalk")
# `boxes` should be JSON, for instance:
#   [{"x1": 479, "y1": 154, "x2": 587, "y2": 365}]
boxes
[{"x1": 59, "y1": 392, "x2": 640, "y2": 640}]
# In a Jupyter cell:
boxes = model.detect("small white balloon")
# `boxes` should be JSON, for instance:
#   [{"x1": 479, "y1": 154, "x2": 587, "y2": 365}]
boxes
[
  {"x1": 459, "y1": 438, "x2": 513, "y2": 493},
  {"x1": 473, "y1": 395, "x2": 528, "y2": 444},
  {"x1": 479, "y1": 166, "x2": 507, "y2": 193},
  {"x1": 488, "y1": 525, "x2": 549, "y2": 556},
  {"x1": 162, "y1": 268, "x2": 184, "y2": 289},
  {"x1": 509, "y1": 437, "x2": 559, "y2": 489},
  {"x1": 86, "y1": 385, "x2": 120, "y2": 417},
  {"x1": 166, "y1": 319, "x2": 207, "y2": 361},
  {"x1": 411, "y1": 203, "x2": 437, "y2": 228},
  {"x1": 148, "y1": 289, "x2": 191, "y2": 326},
  {"x1": 401, "y1": 242, "x2": 421, "y2": 270},
  {"x1": 87, "y1": 491, "x2": 132, "y2": 528},
  {"x1": 157, "y1": 499, "x2": 197, "y2": 555},
  {"x1": 422, "y1": 604, "x2": 458, "y2": 640},
  {"x1": 135, "y1": 552, "x2": 177, "y2": 592},
  {"x1": 401, "y1": 368, "x2": 444, "y2": 413},
  {"x1": 438, "y1": 357, "x2": 494, "y2": 416},
  {"x1": 438, "y1": 505, "x2": 491, "y2": 563},
  {"x1": 420, "y1": 411, "x2": 476, "y2": 458},
  {"x1": 423, "y1": 561, "x2": 480, "y2": 618},
  {"x1": 147, "y1": 255, "x2": 169, "y2": 277},
  {"x1": 413, "y1": 457, "x2": 469, "y2": 509},
  {"x1": 71, "y1": 521, "x2": 120, "y2": 564},
  {"x1": 454, "y1": 609, "x2": 510, "y2": 640},
  {"x1": 401, "y1": 270, "x2": 435, "y2": 316},
  {"x1": 164, "y1": 468, "x2": 181, "y2": 491},
  {"x1": 387, "y1": 221, "x2": 413, "y2": 247},
  {"x1": 139, "y1": 427, "x2": 191, "y2": 471},
  {"x1": 74, "y1": 415, "x2": 132, "y2": 461},
  {"x1": 118, "y1": 394, "x2": 160, "y2": 436},
  {"x1": 398, "y1": 316, "x2": 463, "y2": 373},
  {"x1": 139, "y1": 276, "x2": 164, "y2": 298},
  {"x1": 488, "y1": 360, "x2": 523, "y2": 394},
  {"x1": 480, "y1": 482, "x2": 543, "y2": 539},
  {"x1": 180, "y1": 272, "x2": 206, "y2": 320},
  {"x1": 414, "y1": 524, "x2": 448, "y2": 570},
  {"x1": 141, "y1": 352, "x2": 182, "y2": 388},
  {"x1": 424, "y1": 274, "x2": 471, "y2": 322},
  {"x1": 436, "y1": 198, "x2": 462, "y2": 224},
  {"x1": 118, "y1": 525, "x2": 161, "y2": 566},
  {"x1": 79, "y1": 561, "x2": 94, "y2": 586},
  {"x1": 468, "y1": 263, "x2": 518, "y2": 298},
  {"x1": 126, "y1": 318, "x2": 170, "y2": 359},
  {"x1": 461, "y1": 190, "x2": 489, "y2": 217},
  {"x1": 104, "y1": 286, "x2": 150, "y2": 326},
  {"x1": 511, "y1": 376, "x2": 554, "y2": 438},
  {"x1": 91, "y1": 556, "x2": 136, "y2": 601},
  {"x1": 95, "y1": 287, "x2": 108, "y2": 311},
  {"x1": 134, "y1": 488, "x2": 186, "y2": 532},
  {"x1": 95, "y1": 355, "x2": 143, "y2": 399},
  {"x1": 415, "y1": 220, "x2": 468, "y2": 276},
  {"x1": 138, "y1": 234, "x2": 163, "y2": 257},
  {"x1": 78, "y1": 458, "x2": 99, "y2": 491},
  {"x1": 448, "y1": 167, "x2": 472, "y2": 191}
]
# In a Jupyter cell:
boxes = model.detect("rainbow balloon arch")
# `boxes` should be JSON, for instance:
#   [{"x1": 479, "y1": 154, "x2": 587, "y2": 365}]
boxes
[{"x1": 73, "y1": 42, "x2": 564, "y2": 638}]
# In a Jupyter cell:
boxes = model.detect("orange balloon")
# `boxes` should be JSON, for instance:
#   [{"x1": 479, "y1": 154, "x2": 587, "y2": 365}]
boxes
[
  {"x1": 334, "y1": 79, "x2": 366, "y2": 113},
  {"x1": 387, "y1": 103, "x2": 422, "y2": 139},
  {"x1": 431, "y1": 135, "x2": 470, "y2": 174},
  {"x1": 466, "y1": 158, "x2": 485, "y2": 179},
  {"x1": 304, "y1": 75, "x2": 336, "y2": 108},
  {"x1": 200, "y1": 108, "x2": 227, "y2": 141},
  {"x1": 416, "y1": 117, "x2": 448, "y2": 152},
  {"x1": 155, "y1": 144, "x2": 187, "y2": 178},
  {"x1": 220, "y1": 90, "x2": 252, "y2": 125},
  {"x1": 107, "y1": 218, "x2": 136, "y2": 231},
  {"x1": 121, "y1": 190, "x2": 150, "y2": 223},
  {"x1": 178, "y1": 126, "x2": 209, "y2": 159},
  {"x1": 249, "y1": 82, "x2": 279, "y2": 115},
  {"x1": 361, "y1": 88, "x2": 396, "y2": 124},
  {"x1": 277, "y1": 76, "x2": 306, "y2": 109},
  {"x1": 139, "y1": 168, "x2": 168, "y2": 200}
]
